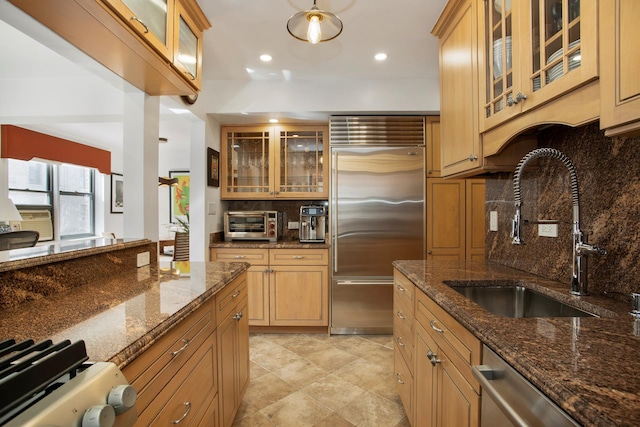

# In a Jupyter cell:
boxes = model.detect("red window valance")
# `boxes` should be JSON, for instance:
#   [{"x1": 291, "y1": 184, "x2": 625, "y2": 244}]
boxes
[{"x1": 0, "y1": 125, "x2": 111, "y2": 174}]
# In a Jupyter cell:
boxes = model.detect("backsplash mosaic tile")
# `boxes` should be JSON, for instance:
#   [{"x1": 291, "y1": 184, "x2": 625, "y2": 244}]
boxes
[{"x1": 485, "y1": 122, "x2": 640, "y2": 297}]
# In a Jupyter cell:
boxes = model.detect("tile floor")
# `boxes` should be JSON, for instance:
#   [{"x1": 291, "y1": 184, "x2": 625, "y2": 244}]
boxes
[{"x1": 232, "y1": 333, "x2": 410, "y2": 427}]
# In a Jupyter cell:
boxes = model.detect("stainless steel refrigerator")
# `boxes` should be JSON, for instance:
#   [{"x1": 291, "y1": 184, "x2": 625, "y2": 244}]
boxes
[{"x1": 330, "y1": 141, "x2": 425, "y2": 334}]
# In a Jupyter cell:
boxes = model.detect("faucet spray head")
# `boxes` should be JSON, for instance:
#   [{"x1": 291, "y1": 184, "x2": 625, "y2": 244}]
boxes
[{"x1": 511, "y1": 205, "x2": 524, "y2": 245}]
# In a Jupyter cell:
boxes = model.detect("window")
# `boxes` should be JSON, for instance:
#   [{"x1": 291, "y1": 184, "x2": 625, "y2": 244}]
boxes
[{"x1": 8, "y1": 159, "x2": 95, "y2": 240}]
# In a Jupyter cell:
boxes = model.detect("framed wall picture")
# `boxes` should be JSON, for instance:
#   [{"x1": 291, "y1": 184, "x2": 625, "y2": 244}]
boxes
[
  {"x1": 110, "y1": 173, "x2": 124, "y2": 214},
  {"x1": 169, "y1": 170, "x2": 190, "y2": 224},
  {"x1": 207, "y1": 148, "x2": 220, "y2": 187}
]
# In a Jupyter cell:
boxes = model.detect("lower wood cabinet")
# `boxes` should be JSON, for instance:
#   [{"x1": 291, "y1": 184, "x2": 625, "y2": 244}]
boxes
[
  {"x1": 123, "y1": 272, "x2": 249, "y2": 427},
  {"x1": 393, "y1": 270, "x2": 416, "y2": 424},
  {"x1": 216, "y1": 274, "x2": 250, "y2": 427},
  {"x1": 394, "y1": 269, "x2": 482, "y2": 427},
  {"x1": 211, "y1": 248, "x2": 329, "y2": 327}
]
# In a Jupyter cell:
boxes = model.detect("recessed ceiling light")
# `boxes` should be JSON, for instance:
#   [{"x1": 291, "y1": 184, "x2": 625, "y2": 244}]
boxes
[
  {"x1": 269, "y1": 119, "x2": 279, "y2": 123},
  {"x1": 260, "y1": 54, "x2": 272, "y2": 62},
  {"x1": 375, "y1": 53, "x2": 388, "y2": 61}
]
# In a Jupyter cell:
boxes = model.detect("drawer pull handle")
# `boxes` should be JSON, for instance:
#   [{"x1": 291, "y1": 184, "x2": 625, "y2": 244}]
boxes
[
  {"x1": 233, "y1": 255, "x2": 246, "y2": 259},
  {"x1": 426, "y1": 350, "x2": 441, "y2": 366},
  {"x1": 172, "y1": 401, "x2": 191, "y2": 424},
  {"x1": 429, "y1": 320, "x2": 444, "y2": 333},
  {"x1": 171, "y1": 339, "x2": 190, "y2": 357},
  {"x1": 233, "y1": 311, "x2": 244, "y2": 321},
  {"x1": 396, "y1": 373, "x2": 405, "y2": 384},
  {"x1": 292, "y1": 255, "x2": 304, "y2": 259},
  {"x1": 396, "y1": 284, "x2": 405, "y2": 292},
  {"x1": 232, "y1": 290, "x2": 241, "y2": 298},
  {"x1": 129, "y1": 16, "x2": 149, "y2": 33},
  {"x1": 396, "y1": 311, "x2": 406, "y2": 320},
  {"x1": 396, "y1": 336, "x2": 405, "y2": 347}
]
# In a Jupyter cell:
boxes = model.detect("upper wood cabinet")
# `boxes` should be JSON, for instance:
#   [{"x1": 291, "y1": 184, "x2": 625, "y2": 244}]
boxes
[
  {"x1": 481, "y1": 0, "x2": 598, "y2": 133},
  {"x1": 432, "y1": 0, "x2": 482, "y2": 177},
  {"x1": 600, "y1": 0, "x2": 640, "y2": 137},
  {"x1": 221, "y1": 125, "x2": 329, "y2": 200},
  {"x1": 9, "y1": 0, "x2": 210, "y2": 95},
  {"x1": 102, "y1": 0, "x2": 174, "y2": 59}
]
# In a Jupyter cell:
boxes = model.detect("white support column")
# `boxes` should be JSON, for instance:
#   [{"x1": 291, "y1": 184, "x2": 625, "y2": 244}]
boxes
[
  {"x1": 122, "y1": 87, "x2": 159, "y2": 241},
  {"x1": 189, "y1": 120, "x2": 206, "y2": 261}
]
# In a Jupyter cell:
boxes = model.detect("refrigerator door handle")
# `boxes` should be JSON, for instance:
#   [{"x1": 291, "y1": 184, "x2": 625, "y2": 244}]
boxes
[
  {"x1": 332, "y1": 151, "x2": 339, "y2": 273},
  {"x1": 335, "y1": 280, "x2": 394, "y2": 286}
]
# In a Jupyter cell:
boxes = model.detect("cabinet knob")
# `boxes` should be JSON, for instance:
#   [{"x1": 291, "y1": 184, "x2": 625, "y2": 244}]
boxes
[
  {"x1": 396, "y1": 284, "x2": 406, "y2": 292},
  {"x1": 395, "y1": 372, "x2": 405, "y2": 384},
  {"x1": 233, "y1": 311, "x2": 244, "y2": 321},
  {"x1": 396, "y1": 336, "x2": 405, "y2": 347},
  {"x1": 508, "y1": 92, "x2": 527, "y2": 106},
  {"x1": 428, "y1": 169, "x2": 433, "y2": 174},
  {"x1": 468, "y1": 154, "x2": 478, "y2": 161},
  {"x1": 427, "y1": 250, "x2": 432, "y2": 255}
]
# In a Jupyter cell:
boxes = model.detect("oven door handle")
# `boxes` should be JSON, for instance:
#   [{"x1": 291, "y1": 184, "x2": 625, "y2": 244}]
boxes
[{"x1": 472, "y1": 365, "x2": 529, "y2": 427}]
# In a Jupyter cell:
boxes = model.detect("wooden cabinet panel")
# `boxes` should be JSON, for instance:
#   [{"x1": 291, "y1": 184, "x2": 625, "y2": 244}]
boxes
[
  {"x1": 394, "y1": 342, "x2": 414, "y2": 424},
  {"x1": 211, "y1": 248, "x2": 329, "y2": 327},
  {"x1": 426, "y1": 116, "x2": 442, "y2": 178},
  {"x1": 434, "y1": 0, "x2": 481, "y2": 177},
  {"x1": 217, "y1": 294, "x2": 248, "y2": 427},
  {"x1": 415, "y1": 322, "x2": 436, "y2": 427},
  {"x1": 427, "y1": 179, "x2": 465, "y2": 261},
  {"x1": 141, "y1": 337, "x2": 216, "y2": 426},
  {"x1": 600, "y1": 0, "x2": 640, "y2": 137},
  {"x1": 436, "y1": 350, "x2": 480, "y2": 427},
  {"x1": 269, "y1": 265, "x2": 329, "y2": 326}
]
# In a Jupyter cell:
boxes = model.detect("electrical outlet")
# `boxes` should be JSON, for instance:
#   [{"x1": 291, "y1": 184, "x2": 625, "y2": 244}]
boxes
[
  {"x1": 288, "y1": 221, "x2": 299, "y2": 230},
  {"x1": 489, "y1": 211, "x2": 498, "y2": 232},
  {"x1": 538, "y1": 223, "x2": 558, "y2": 238},
  {"x1": 137, "y1": 251, "x2": 150, "y2": 267}
]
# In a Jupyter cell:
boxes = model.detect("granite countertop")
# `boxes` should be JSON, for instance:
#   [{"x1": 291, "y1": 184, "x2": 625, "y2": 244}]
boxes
[
  {"x1": 210, "y1": 240, "x2": 330, "y2": 249},
  {"x1": 0, "y1": 238, "x2": 152, "y2": 273},
  {"x1": 0, "y1": 261, "x2": 249, "y2": 369},
  {"x1": 393, "y1": 260, "x2": 640, "y2": 427}
]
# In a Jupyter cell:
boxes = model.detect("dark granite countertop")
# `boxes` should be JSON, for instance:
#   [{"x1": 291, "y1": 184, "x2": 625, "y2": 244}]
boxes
[
  {"x1": 0, "y1": 261, "x2": 249, "y2": 369},
  {"x1": 210, "y1": 240, "x2": 329, "y2": 249},
  {"x1": 393, "y1": 260, "x2": 640, "y2": 427}
]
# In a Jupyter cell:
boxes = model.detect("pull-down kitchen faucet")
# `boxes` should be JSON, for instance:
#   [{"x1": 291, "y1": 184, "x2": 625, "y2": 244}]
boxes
[{"x1": 511, "y1": 147, "x2": 606, "y2": 296}]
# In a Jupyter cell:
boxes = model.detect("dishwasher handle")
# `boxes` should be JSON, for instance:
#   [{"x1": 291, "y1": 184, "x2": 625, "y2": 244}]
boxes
[{"x1": 472, "y1": 365, "x2": 530, "y2": 427}]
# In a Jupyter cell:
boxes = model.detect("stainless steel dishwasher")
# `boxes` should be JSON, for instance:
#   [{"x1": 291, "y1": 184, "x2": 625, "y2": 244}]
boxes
[{"x1": 472, "y1": 345, "x2": 580, "y2": 427}]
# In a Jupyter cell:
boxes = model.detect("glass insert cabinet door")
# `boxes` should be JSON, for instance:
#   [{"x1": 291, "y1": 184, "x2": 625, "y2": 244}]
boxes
[
  {"x1": 224, "y1": 129, "x2": 271, "y2": 195},
  {"x1": 103, "y1": 0, "x2": 173, "y2": 58},
  {"x1": 484, "y1": 0, "x2": 516, "y2": 120},
  {"x1": 277, "y1": 128, "x2": 326, "y2": 196},
  {"x1": 529, "y1": 0, "x2": 582, "y2": 93}
]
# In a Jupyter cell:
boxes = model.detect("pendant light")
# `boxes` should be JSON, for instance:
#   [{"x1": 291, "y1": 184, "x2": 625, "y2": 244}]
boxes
[{"x1": 287, "y1": 0, "x2": 343, "y2": 44}]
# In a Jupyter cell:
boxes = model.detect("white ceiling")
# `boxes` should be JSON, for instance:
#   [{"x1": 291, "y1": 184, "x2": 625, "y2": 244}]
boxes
[{"x1": 0, "y1": 0, "x2": 447, "y2": 151}]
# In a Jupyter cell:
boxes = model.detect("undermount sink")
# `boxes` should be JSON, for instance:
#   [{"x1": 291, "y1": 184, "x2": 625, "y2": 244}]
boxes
[{"x1": 443, "y1": 280, "x2": 598, "y2": 318}]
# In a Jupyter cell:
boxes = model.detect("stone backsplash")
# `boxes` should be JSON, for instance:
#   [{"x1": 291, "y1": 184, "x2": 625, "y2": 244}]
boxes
[
  {"x1": 224, "y1": 200, "x2": 328, "y2": 242},
  {"x1": 485, "y1": 122, "x2": 640, "y2": 297}
]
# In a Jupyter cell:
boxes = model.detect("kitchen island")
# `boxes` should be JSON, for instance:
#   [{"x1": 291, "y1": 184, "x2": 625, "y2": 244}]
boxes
[
  {"x1": 0, "y1": 260, "x2": 248, "y2": 366},
  {"x1": 394, "y1": 260, "x2": 640, "y2": 427}
]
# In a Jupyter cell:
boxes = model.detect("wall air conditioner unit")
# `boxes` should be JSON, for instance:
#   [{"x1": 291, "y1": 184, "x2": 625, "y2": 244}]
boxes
[{"x1": 18, "y1": 210, "x2": 53, "y2": 241}]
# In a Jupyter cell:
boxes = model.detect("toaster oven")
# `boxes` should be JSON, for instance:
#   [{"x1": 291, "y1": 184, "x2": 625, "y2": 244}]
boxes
[{"x1": 224, "y1": 211, "x2": 281, "y2": 242}]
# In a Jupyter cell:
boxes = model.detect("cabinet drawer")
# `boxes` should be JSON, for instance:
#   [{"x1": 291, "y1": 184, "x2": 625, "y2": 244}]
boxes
[
  {"x1": 210, "y1": 248, "x2": 269, "y2": 265},
  {"x1": 394, "y1": 342, "x2": 413, "y2": 423},
  {"x1": 394, "y1": 271, "x2": 415, "y2": 307},
  {"x1": 124, "y1": 300, "x2": 215, "y2": 414},
  {"x1": 415, "y1": 290, "x2": 481, "y2": 392},
  {"x1": 216, "y1": 275, "x2": 248, "y2": 324},
  {"x1": 269, "y1": 248, "x2": 328, "y2": 266},
  {"x1": 138, "y1": 333, "x2": 217, "y2": 426}
]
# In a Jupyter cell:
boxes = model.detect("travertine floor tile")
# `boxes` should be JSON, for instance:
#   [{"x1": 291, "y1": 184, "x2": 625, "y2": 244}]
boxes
[
  {"x1": 260, "y1": 391, "x2": 333, "y2": 427},
  {"x1": 235, "y1": 334, "x2": 406, "y2": 426}
]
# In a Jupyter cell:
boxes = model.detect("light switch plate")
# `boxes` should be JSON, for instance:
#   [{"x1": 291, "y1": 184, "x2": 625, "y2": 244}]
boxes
[
  {"x1": 137, "y1": 251, "x2": 150, "y2": 267},
  {"x1": 489, "y1": 211, "x2": 498, "y2": 232},
  {"x1": 288, "y1": 221, "x2": 299, "y2": 230}
]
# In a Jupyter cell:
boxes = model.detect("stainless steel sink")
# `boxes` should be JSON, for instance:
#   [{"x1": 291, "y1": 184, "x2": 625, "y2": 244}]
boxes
[{"x1": 443, "y1": 281, "x2": 597, "y2": 318}]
